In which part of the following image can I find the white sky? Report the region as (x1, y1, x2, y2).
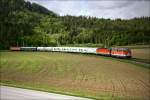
(27, 0, 150, 19)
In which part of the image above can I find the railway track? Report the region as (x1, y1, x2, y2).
(128, 58, 150, 68)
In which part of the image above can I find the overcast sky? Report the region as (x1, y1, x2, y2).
(27, 0, 150, 19)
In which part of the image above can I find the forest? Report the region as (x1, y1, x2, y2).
(0, 0, 150, 49)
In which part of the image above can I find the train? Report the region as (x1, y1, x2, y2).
(10, 47, 132, 58)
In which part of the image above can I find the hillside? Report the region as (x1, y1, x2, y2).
(0, 0, 150, 49)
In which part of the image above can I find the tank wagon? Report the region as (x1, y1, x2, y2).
(10, 47, 132, 58)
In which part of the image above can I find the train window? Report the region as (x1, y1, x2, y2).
(108, 48, 111, 50)
(79, 49, 82, 51)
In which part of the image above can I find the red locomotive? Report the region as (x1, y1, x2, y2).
(111, 47, 131, 58)
(96, 48, 111, 56)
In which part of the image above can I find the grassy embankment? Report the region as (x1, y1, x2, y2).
(0, 47, 150, 99)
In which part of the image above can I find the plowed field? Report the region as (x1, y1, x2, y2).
(0, 52, 150, 99)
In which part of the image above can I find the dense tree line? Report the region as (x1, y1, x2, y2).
(0, 0, 150, 49)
